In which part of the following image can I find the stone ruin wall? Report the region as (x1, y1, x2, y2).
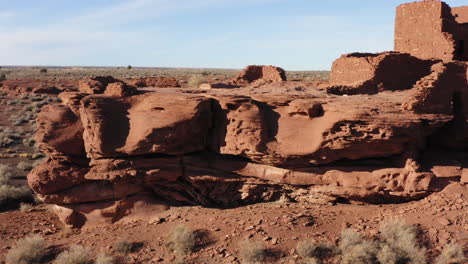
(395, 1, 468, 61)
(452, 6, 468, 23)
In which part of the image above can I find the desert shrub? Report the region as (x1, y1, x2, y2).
(33, 194, 44, 204)
(377, 219, 426, 264)
(127, 65, 132, 70)
(187, 74, 204, 88)
(17, 161, 33, 171)
(296, 239, 335, 263)
(0, 184, 31, 205)
(20, 202, 33, 212)
(0, 164, 32, 205)
(94, 252, 115, 264)
(339, 229, 379, 264)
(165, 224, 195, 256)
(0, 164, 15, 184)
(33, 158, 46, 167)
(53, 245, 92, 264)
(113, 238, 134, 254)
(0, 73, 6, 81)
(5, 235, 47, 264)
(39, 68, 47, 73)
(31, 152, 45, 160)
(23, 137, 36, 147)
(0, 132, 17, 147)
(239, 240, 266, 264)
(435, 243, 466, 264)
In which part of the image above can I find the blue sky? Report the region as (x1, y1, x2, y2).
(0, 0, 465, 70)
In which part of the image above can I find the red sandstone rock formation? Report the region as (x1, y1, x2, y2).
(232, 65, 286, 86)
(78, 76, 137, 97)
(28, 82, 465, 226)
(127, 77, 180, 88)
(26, 1, 468, 227)
(327, 52, 434, 95)
(104, 82, 137, 97)
(78, 76, 120, 94)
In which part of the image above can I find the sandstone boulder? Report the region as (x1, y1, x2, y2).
(79, 93, 213, 158)
(327, 52, 434, 95)
(232, 65, 286, 86)
(104, 82, 137, 97)
(28, 158, 88, 195)
(36, 104, 85, 157)
(78, 76, 121, 94)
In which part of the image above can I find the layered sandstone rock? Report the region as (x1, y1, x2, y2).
(328, 52, 434, 95)
(232, 65, 286, 86)
(29, 81, 465, 226)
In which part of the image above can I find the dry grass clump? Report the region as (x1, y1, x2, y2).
(17, 161, 33, 171)
(6, 235, 47, 264)
(435, 243, 466, 264)
(0, 164, 15, 184)
(296, 239, 335, 263)
(0, 184, 31, 204)
(0, 164, 32, 207)
(19, 202, 33, 212)
(337, 220, 428, 264)
(187, 74, 205, 88)
(165, 224, 195, 256)
(94, 252, 115, 264)
(377, 219, 426, 264)
(239, 240, 266, 264)
(339, 229, 379, 264)
(113, 238, 134, 254)
(53, 245, 92, 264)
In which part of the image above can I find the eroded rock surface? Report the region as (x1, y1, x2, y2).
(232, 65, 286, 87)
(328, 52, 434, 95)
(27, 1, 468, 226)
(29, 70, 466, 226)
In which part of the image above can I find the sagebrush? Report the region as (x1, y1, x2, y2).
(6, 235, 47, 264)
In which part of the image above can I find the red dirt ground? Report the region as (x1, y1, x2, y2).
(0, 182, 466, 263)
